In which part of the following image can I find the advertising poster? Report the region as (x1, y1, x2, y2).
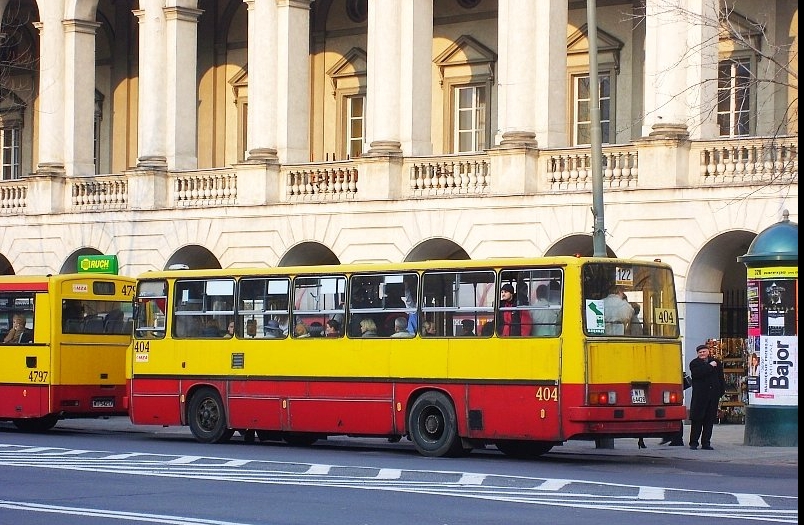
(748, 335, 798, 406)
(745, 267, 798, 407)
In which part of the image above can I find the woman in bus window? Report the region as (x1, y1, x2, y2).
(360, 318, 378, 337)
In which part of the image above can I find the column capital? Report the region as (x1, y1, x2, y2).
(163, 6, 204, 22)
(62, 19, 101, 34)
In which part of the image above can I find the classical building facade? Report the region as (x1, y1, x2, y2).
(0, 0, 798, 359)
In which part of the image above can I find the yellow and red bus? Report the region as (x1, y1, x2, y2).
(127, 256, 685, 457)
(0, 273, 135, 431)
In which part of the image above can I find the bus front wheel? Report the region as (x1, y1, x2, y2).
(407, 391, 462, 457)
(188, 387, 233, 444)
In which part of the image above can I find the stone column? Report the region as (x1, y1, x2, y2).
(63, 19, 100, 177)
(643, 0, 718, 139)
(134, 2, 168, 169)
(164, 6, 202, 170)
(398, 0, 433, 156)
(33, 8, 66, 175)
(366, 0, 402, 156)
(244, 0, 279, 163)
(496, 0, 566, 148)
(276, 0, 311, 163)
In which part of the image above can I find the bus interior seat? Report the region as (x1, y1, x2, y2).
(82, 316, 106, 334)
(64, 319, 83, 333)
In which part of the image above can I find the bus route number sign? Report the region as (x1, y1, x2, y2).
(654, 308, 677, 325)
(134, 341, 150, 362)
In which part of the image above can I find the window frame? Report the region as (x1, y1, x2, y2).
(570, 70, 614, 146)
(717, 57, 753, 137)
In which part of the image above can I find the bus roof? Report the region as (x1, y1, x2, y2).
(135, 256, 673, 280)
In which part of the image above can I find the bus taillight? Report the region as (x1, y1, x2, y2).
(588, 391, 617, 405)
(663, 391, 681, 404)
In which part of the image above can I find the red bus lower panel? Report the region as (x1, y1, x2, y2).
(0, 384, 49, 419)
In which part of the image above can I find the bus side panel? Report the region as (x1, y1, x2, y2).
(289, 381, 395, 434)
(0, 345, 53, 419)
(464, 384, 562, 440)
(228, 380, 288, 430)
(0, 384, 50, 419)
(129, 378, 183, 426)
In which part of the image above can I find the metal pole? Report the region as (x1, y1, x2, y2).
(588, 0, 606, 258)
(588, 0, 614, 450)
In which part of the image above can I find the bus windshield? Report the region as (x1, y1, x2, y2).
(582, 262, 678, 338)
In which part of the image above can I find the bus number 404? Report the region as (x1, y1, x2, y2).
(535, 386, 558, 401)
(28, 371, 48, 383)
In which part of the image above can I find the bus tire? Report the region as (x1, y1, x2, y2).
(407, 391, 462, 457)
(188, 387, 233, 444)
(495, 440, 553, 459)
(13, 414, 59, 432)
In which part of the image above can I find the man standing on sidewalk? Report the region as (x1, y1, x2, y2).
(688, 343, 726, 450)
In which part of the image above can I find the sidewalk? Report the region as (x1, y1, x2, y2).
(554, 423, 798, 466)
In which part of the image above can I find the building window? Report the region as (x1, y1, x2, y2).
(346, 95, 365, 159)
(453, 85, 486, 153)
(1, 126, 20, 181)
(718, 59, 751, 137)
(572, 73, 611, 146)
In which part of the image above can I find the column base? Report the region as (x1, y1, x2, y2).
(743, 405, 798, 446)
(648, 123, 689, 139)
(137, 156, 168, 170)
(33, 163, 66, 177)
(366, 140, 402, 157)
(246, 148, 279, 163)
(499, 131, 538, 148)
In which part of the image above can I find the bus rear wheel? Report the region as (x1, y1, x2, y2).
(407, 391, 462, 457)
(13, 414, 59, 432)
(495, 440, 553, 459)
(188, 387, 233, 444)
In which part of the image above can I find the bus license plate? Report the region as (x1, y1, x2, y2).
(92, 398, 115, 408)
(631, 389, 646, 404)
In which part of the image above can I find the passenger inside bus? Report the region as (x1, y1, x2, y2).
(2, 314, 33, 344)
(531, 284, 559, 336)
(460, 319, 476, 336)
(360, 318, 378, 337)
(390, 316, 413, 337)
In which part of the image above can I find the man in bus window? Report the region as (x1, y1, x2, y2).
(3, 314, 32, 344)
(498, 284, 531, 336)
(603, 285, 634, 335)
(531, 284, 559, 336)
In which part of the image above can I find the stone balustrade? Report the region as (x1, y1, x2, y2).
(0, 135, 796, 213)
(70, 176, 128, 209)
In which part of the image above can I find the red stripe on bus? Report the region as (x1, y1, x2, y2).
(0, 282, 49, 292)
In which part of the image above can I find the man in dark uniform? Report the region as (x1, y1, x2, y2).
(688, 343, 726, 450)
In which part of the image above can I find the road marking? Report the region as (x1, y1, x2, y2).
(0, 444, 796, 523)
(457, 473, 486, 485)
(0, 499, 257, 525)
(638, 486, 665, 499)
